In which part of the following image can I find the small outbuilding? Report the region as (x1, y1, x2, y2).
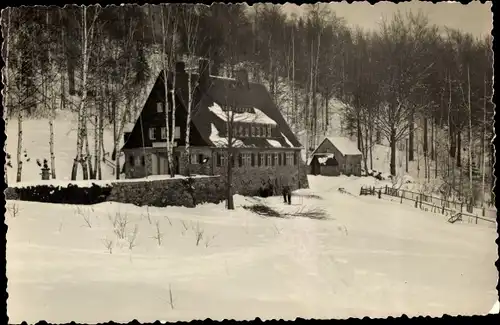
(308, 137, 362, 176)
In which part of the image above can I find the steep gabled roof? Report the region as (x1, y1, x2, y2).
(123, 69, 302, 151)
(311, 137, 362, 157)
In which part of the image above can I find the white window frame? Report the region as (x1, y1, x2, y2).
(267, 125, 272, 137)
(156, 101, 163, 113)
(274, 153, 279, 166)
(260, 153, 265, 167)
(160, 127, 167, 140)
(244, 153, 251, 166)
(174, 126, 181, 139)
(267, 153, 272, 166)
(244, 125, 249, 137)
(149, 128, 156, 140)
(219, 152, 227, 167)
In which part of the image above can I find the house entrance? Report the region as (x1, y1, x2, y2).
(310, 156, 321, 175)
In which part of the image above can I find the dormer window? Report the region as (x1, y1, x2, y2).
(156, 101, 163, 113)
(251, 125, 255, 137)
(244, 126, 249, 137)
(238, 124, 244, 137)
(256, 125, 261, 137)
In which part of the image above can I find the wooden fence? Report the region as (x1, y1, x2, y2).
(359, 185, 496, 225)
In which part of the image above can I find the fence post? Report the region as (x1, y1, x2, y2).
(475, 216, 478, 224)
(482, 207, 485, 217)
(460, 202, 463, 213)
(378, 189, 382, 199)
(415, 197, 418, 208)
(400, 195, 403, 204)
(385, 185, 388, 195)
(359, 187, 363, 196)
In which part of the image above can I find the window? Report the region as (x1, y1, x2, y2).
(232, 124, 237, 137)
(266, 154, 271, 166)
(217, 152, 227, 167)
(274, 153, 278, 166)
(261, 126, 266, 137)
(244, 126, 249, 137)
(283, 153, 287, 166)
(149, 128, 156, 140)
(156, 101, 163, 113)
(278, 153, 282, 166)
(238, 125, 244, 137)
(160, 127, 167, 140)
(238, 153, 243, 167)
(267, 125, 272, 138)
(244, 153, 251, 166)
(128, 155, 135, 166)
(199, 154, 204, 164)
(251, 153, 255, 167)
(255, 125, 261, 137)
(251, 125, 255, 137)
(293, 152, 298, 165)
(135, 155, 141, 166)
(286, 153, 293, 166)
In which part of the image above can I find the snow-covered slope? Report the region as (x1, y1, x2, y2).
(4, 110, 123, 183)
(6, 175, 497, 322)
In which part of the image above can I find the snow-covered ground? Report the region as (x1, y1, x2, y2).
(6, 175, 498, 323)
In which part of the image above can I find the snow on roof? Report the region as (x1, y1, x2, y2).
(326, 137, 362, 156)
(266, 139, 282, 148)
(281, 132, 295, 148)
(208, 102, 277, 126)
(209, 123, 244, 148)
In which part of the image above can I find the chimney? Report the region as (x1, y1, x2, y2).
(175, 61, 186, 74)
(198, 59, 210, 88)
(235, 69, 249, 89)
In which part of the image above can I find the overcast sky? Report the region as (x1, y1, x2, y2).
(281, 1, 492, 37)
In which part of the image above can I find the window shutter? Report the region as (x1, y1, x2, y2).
(238, 153, 243, 167)
(217, 153, 221, 167)
(283, 153, 287, 166)
(251, 153, 255, 166)
(278, 153, 282, 165)
(271, 154, 275, 166)
(294, 152, 298, 165)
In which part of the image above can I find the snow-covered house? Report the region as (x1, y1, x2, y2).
(121, 59, 309, 194)
(308, 137, 362, 176)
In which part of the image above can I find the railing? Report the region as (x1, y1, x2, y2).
(359, 185, 496, 225)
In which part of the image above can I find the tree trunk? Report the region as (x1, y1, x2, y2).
(409, 110, 414, 161)
(4, 8, 11, 185)
(456, 130, 462, 168)
(390, 128, 396, 176)
(226, 148, 234, 210)
(467, 65, 473, 202)
(71, 6, 92, 181)
(16, 112, 23, 182)
(184, 68, 193, 176)
(481, 75, 487, 206)
(97, 102, 104, 180)
(423, 117, 428, 179)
